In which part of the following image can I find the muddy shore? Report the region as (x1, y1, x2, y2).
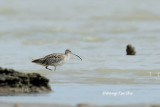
(0, 102, 159, 107)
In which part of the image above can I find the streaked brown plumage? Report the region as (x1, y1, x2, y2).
(32, 49, 82, 71)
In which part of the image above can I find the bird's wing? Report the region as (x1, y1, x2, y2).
(43, 54, 65, 65)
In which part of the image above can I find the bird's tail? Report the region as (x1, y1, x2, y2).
(32, 58, 44, 64)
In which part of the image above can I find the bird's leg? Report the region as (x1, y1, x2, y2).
(54, 66, 56, 71)
(45, 66, 52, 71)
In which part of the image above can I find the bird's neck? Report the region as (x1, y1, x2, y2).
(65, 54, 70, 60)
(66, 53, 70, 57)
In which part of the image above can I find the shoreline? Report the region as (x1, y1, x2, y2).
(0, 102, 159, 107)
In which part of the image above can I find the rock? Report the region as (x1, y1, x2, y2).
(0, 67, 51, 95)
(126, 44, 136, 55)
(77, 104, 97, 107)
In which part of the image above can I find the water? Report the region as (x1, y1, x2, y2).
(0, 0, 160, 106)
(0, 84, 160, 105)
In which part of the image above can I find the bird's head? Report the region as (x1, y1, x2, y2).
(65, 49, 82, 60)
(65, 49, 72, 54)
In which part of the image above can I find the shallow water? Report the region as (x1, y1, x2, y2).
(0, 84, 160, 106)
(0, 0, 160, 106)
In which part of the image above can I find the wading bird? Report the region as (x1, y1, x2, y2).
(32, 49, 82, 71)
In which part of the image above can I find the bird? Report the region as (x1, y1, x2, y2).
(32, 49, 82, 71)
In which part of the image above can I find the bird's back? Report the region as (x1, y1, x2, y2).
(32, 53, 67, 66)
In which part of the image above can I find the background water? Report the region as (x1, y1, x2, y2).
(0, 0, 160, 106)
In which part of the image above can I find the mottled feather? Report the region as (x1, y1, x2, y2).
(43, 53, 65, 65)
(32, 53, 65, 66)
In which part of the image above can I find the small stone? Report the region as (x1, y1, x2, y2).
(14, 104, 21, 107)
(77, 104, 97, 107)
(151, 105, 160, 107)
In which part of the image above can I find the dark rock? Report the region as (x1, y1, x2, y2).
(126, 44, 136, 55)
(0, 67, 51, 95)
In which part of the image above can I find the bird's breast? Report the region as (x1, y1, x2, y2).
(52, 54, 70, 66)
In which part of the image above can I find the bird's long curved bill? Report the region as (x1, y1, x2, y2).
(72, 53, 82, 60)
